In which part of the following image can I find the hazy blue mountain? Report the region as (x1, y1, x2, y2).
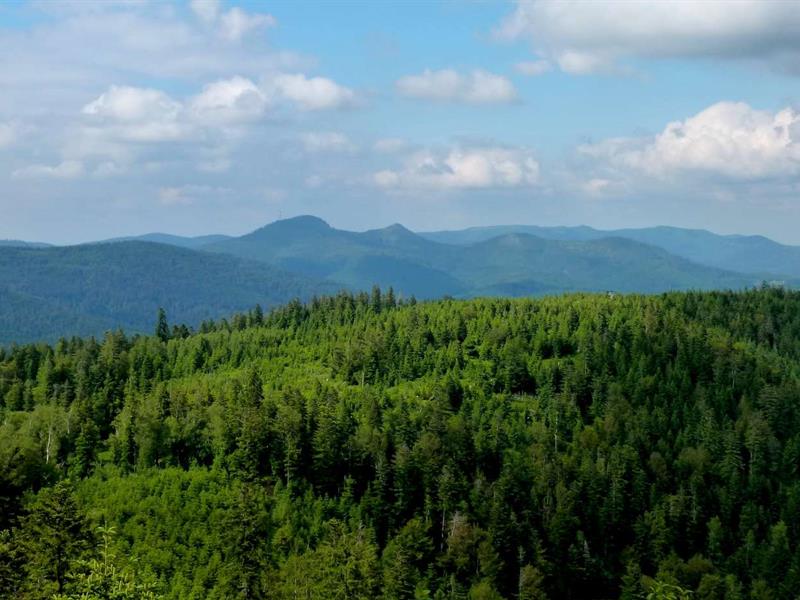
(204, 216, 461, 298)
(0, 216, 787, 345)
(612, 226, 800, 279)
(0, 239, 52, 248)
(97, 232, 233, 249)
(205, 216, 765, 298)
(420, 224, 603, 245)
(421, 224, 800, 279)
(0, 241, 336, 344)
(456, 234, 758, 294)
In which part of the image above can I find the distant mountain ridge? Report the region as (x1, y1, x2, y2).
(1, 216, 796, 345)
(95, 232, 233, 249)
(421, 224, 800, 279)
(201, 216, 769, 298)
(0, 239, 52, 248)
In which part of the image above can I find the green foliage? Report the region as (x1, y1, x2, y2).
(646, 580, 693, 600)
(14, 480, 93, 597)
(2, 289, 800, 598)
(53, 525, 162, 600)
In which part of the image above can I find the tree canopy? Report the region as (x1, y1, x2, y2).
(2, 288, 800, 598)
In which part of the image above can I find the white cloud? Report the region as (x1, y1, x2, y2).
(497, 0, 800, 75)
(580, 102, 800, 180)
(0, 1, 303, 112)
(299, 132, 356, 153)
(190, 0, 276, 41)
(13, 160, 85, 179)
(374, 146, 539, 190)
(219, 7, 276, 41)
(271, 73, 357, 110)
(396, 69, 517, 104)
(82, 85, 188, 142)
(556, 52, 614, 76)
(514, 60, 551, 76)
(83, 85, 180, 122)
(67, 71, 358, 171)
(189, 76, 268, 123)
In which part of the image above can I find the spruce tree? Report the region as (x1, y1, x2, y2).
(155, 308, 170, 343)
(17, 480, 92, 596)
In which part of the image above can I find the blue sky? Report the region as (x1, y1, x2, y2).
(2, 0, 800, 244)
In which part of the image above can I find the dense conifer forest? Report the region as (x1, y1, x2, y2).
(2, 287, 800, 599)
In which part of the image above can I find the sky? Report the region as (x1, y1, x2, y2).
(2, 1, 800, 244)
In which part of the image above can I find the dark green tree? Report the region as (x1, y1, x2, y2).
(155, 308, 170, 343)
(17, 480, 92, 597)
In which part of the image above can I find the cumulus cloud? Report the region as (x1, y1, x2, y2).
(189, 76, 268, 124)
(71, 71, 357, 169)
(396, 69, 517, 104)
(580, 102, 800, 180)
(497, 0, 800, 75)
(271, 74, 358, 110)
(82, 85, 187, 142)
(82, 86, 180, 122)
(374, 146, 539, 189)
(299, 132, 356, 153)
(0, 0, 302, 114)
(13, 161, 85, 180)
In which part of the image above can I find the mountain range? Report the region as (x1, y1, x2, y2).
(421, 224, 800, 279)
(0, 216, 796, 344)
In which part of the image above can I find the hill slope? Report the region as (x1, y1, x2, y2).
(0, 241, 335, 344)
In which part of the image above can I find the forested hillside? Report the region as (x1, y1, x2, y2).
(2, 288, 800, 599)
(0, 242, 335, 344)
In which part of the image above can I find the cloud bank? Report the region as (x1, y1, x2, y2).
(497, 0, 800, 74)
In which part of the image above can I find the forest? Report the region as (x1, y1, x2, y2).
(2, 287, 800, 599)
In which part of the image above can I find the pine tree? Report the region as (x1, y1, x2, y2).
(155, 308, 170, 343)
(17, 480, 92, 596)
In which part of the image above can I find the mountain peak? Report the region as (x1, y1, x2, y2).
(383, 223, 414, 236)
(360, 222, 430, 247)
(246, 215, 332, 239)
(274, 215, 331, 229)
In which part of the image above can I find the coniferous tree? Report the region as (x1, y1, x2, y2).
(17, 480, 92, 596)
(155, 308, 170, 343)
